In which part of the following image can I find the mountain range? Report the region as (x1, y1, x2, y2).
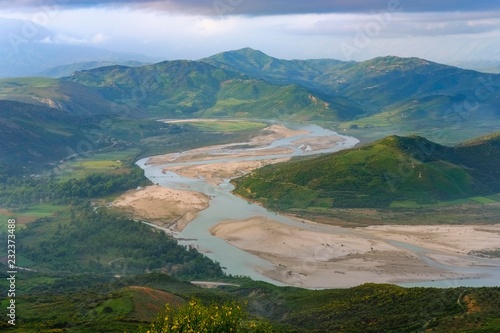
(1, 47, 500, 175)
(2, 47, 500, 122)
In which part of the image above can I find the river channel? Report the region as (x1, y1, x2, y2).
(137, 123, 500, 288)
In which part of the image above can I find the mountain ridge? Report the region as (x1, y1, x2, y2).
(232, 132, 500, 209)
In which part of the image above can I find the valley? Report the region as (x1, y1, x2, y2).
(130, 120, 500, 289)
(1, 47, 500, 331)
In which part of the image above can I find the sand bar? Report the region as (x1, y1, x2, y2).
(210, 217, 500, 288)
(112, 185, 209, 231)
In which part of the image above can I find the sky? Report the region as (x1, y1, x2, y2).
(1, 0, 500, 64)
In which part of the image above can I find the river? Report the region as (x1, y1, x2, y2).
(137, 122, 500, 289)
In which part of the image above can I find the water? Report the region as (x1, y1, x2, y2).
(137, 123, 500, 288)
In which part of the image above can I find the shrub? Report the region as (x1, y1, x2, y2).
(136, 300, 274, 333)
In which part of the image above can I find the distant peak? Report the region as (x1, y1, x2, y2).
(210, 47, 272, 60)
(457, 132, 500, 147)
(232, 47, 265, 54)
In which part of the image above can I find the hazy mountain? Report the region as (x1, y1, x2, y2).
(451, 60, 500, 74)
(37, 60, 150, 78)
(0, 17, 154, 77)
(233, 133, 500, 209)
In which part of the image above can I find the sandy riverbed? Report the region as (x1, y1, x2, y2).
(129, 122, 500, 288)
(146, 124, 307, 166)
(210, 217, 500, 288)
(165, 158, 290, 186)
(112, 185, 209, 231)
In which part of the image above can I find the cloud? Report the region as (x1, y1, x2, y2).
(1, 0, 500, 16)
(39, 33, 109, 45)
(284, 11, 500, 38)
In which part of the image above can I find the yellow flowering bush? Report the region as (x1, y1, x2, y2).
(137, 300, 274, 333)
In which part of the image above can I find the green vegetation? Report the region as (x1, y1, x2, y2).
(184, 120, 267, 132)
(3, 48, 500, 149)
(2, 273, 500, 332)
(2, 48, 500, 332)
(233, 133, 500, 212)
(137, 300, 273, 333)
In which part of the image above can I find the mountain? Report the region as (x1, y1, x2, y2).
(1, 48, 500, 144)
(232, 133, 500, 209)
(1, 47, 499, 124)
(37, 60, 150, 78)
(202, 47, 351, 92)
(0, 17, 154, 77)
(451, 60, 500, 74)
(203, 48, 500, 124)
(66, 60, 358, 120)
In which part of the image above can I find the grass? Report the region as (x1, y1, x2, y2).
(470, 196, 499, 204)
(391, 194, 500, 209)
(0, 205, 65, 230)
(184, 120, 267, 132)
(57, 149, 141, 180)
(213, 98, 255, 107)
(20, 204, 67, 217)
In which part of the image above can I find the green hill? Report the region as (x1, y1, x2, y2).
(233, 133, 500, 209)
(203, 48, 500, 128)
(1, 48, 500, 127)
(65, 59, 355, 120)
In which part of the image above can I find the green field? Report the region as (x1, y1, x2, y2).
(470, 196, 500, 204)
(184, 120, 267, 132)
(391, 194, 500, 208)
(58, 149, 141, 180)
(0, 204, 66, 230)
(19, 204, 66, 217)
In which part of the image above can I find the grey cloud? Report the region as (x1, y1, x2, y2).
(2, 0, 500, 16)
(284, 11, 500, 38)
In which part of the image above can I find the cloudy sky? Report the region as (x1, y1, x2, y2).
(1, 0, 500, 64)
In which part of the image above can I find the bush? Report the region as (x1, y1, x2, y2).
(136, 300, 274, 333)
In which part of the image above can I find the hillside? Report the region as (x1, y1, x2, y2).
(4, 272, 500, 333)
(0, 100, 105, 174)
(0, 77, 113, 115)
(233, 133, 500, 209)
(203, 48, 500, 128)
(0, 48, 499, 128)
(2, 49, 500, 176)
(66, 60, 353, 120)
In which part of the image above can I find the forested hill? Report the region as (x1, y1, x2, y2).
(232, 132, 500, 209)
